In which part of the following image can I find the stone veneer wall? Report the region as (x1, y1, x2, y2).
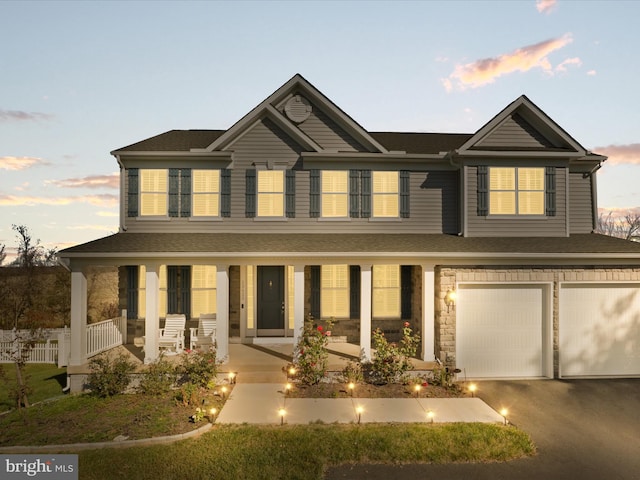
(435, 266, 640, 377)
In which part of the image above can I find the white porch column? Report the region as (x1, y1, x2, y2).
(216, 264, 229, 362)
(69, 270, 87, 367)
(293, 264, 305, 346)
(421, 263, 436, 361)
(360, 264, 372, 361)
(144, 264, 160, 364)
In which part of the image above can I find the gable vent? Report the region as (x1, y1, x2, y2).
(284, 95, 312, 123)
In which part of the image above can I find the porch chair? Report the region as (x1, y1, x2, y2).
(158, 314, 186, 353)
(189, 313, 217, 350)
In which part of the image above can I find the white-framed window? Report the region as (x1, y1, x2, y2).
(192, 170, 220, 217)
(372, 171, 399, 218)
(140, 169, 168, 216)
(321, 265, 349, 318)
(191, 265, 217, 318)
(257, 170, 284, 217)
(489, 167, 544, 215)
(372, 265, 400, 318)
(321, 171, 348, 217)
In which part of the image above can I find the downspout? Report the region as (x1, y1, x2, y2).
(582, 157, 605, 232)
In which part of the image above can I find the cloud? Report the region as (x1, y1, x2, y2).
(555, 57, 582, 72)
(0, 156, 50, 171)
(46, 173, 119, 189)
(96, 211, 118, 217)
(442, 33, 574, 91)
(587, 70, 597, 76)
(536, 0, 557, 14)
(0, 109, 53, 122)
(66, 224, 117, 232)
(0, 194, 118, 207)
(594, 143, 640, 165)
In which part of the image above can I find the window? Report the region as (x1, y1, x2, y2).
(372, 265, 400, 318)
(191, 265, 217, 319)
(321, 171, 348, 217)
(257, 170, 284, 217)
(489, 167, 544, 215)
(321, 265, 349, 318)
(372, 171, 399, 217)
(140, 169, 167, 216)
(192, 170, 220, 217)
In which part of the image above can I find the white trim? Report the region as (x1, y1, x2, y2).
(360, 264, 372, 361)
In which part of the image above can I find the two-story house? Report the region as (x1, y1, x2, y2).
(59, 74, 640, 391)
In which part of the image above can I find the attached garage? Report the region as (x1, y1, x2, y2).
(456, 284, 552, 378)
(559, 283, 640, 377)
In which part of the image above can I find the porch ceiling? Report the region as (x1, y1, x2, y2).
(58, 232, 640, 264)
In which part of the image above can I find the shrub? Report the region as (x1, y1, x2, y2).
(429, 364, 460, 388)
(137, 357, 177, 395)
(179, 348, 219, 388)
(175, 381, 203, 407)
(338, 360, 364, 384)
(87, 352, 136, 397)
(367, 322, 420, 385)
(292, 317, 334, 385)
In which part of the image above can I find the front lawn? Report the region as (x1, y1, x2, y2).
(0, 363, 66, 411)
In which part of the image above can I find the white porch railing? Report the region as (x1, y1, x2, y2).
(85, 314, 127, 359)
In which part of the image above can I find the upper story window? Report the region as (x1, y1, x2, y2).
(192, 170, 220, 217)
(372, 171, 399, 218)
(140, 169, 167, 216)
(321, 264, 349, 318)
(257, 170, 284, 217)
(489, 167, 544, 215)
(322, 171, 348, 217)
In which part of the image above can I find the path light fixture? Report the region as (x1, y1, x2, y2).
(285, 383, 292, 395)
(414, 384, 422, 397)
(348, 382, 355, 396)
(356, 406, 363, 424)
(221, 386, 228, 400)
(500, 408, 508, 425)
(444, 289, 457, 313)
(468, 383, 477, 397)
(279, 408, 286, 426)
(228, 372, 236, 384)
(208, 407, 217, 422)
(288, 366, 297, 378)
(426, 410, 434, 424)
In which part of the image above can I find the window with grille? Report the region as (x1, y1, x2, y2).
(140, 169, 167, 216)
(489, 167, 544, 215)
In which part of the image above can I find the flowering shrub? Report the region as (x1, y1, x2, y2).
(367, 322, 420, 384)
(292, 317, 334, 385)
(179, 348, 220, 388)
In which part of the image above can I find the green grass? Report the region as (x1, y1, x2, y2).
(75, 424, 535, 480)
(0, 363, 66, 411)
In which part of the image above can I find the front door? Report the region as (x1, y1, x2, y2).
(257, 266, 285, 336)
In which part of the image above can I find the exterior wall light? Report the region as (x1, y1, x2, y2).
(444, 289, 457, 313)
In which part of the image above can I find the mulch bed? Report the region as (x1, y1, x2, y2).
(287, 382, 466, 399)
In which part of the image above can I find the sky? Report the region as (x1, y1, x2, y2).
(1, 0, 639, 261)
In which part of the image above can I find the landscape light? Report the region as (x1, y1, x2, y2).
(469, 383, 477, 397)
(279, 408, 286, 425)
(228, 372, 236, 384)
(209, 407, 217, 422)
(500, 408, 508, 425)
(427, 410, 434, 423)
(348, 382, 355, 396)
(356, 406, 364, 424)
(221, 386, 228, 399)
(414, 384, 421, 397)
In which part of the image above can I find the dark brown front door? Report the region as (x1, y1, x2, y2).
(257, 266, 285, 336)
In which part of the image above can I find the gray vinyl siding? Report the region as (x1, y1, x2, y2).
(475, 114, 554, 149)
(294, 103, 366, 152)
(569, 172, 594, 234)
(465, 165, 568, 237)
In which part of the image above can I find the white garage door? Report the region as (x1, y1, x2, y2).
(560, 283, 640, 377)
(457, 284, 547, 378)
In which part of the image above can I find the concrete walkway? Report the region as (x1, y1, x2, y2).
(216, 384, 504, 425)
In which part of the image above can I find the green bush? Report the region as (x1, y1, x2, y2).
(338, 360, 364, 384)
(175, 381, 203, 407)
(86, 352, 136, 397)
(367, 322, 420, 384)
(293, 317, 334, 385)
(179, 349, 219, 388)
(137, 357, 177, 395)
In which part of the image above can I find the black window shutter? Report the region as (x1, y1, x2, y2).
(180, 169, 191, 217)
(400, 170, 410, 218)
(286, 170, 296, 218)
(309, 170, 320, 218)
(349, 170, 360, 218)
(361, 170, 371, 218)
(126, 266, 138, 319)
(310, 266, 321, 319)
(401, 265, 412, 319)
(181, 266, 191, 318)
(127, 168, 139, 217)
(168, 168, 180, 217)
(477, 166, 488, 216)
(349, 265, 361, 319)
(221, 169, 231, 217)
(545, 166, 556, 216)
(167, 266, 178, 314)
(245, 170, 256, 218)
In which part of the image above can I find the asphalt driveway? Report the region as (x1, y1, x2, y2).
(325, 379, 640, 480)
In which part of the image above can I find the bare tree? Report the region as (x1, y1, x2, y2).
(597, 211, 640, 241)
(0, 244, 6, 266)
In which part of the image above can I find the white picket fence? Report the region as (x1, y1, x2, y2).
(0, 312, 126, 367)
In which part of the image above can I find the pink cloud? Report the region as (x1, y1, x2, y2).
(594, 143, 640, 165)
(0, 109, 53, 122)
(0, 156, 50, 171)
(555, 57, 582, 72)
(46, 173, 119, 189)
(442, 34, 574, 91)
(0, 194, 118, 207)
(587, 70, 597, 76)
(536, 0, 557, 14)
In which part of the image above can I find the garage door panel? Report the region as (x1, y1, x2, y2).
(560, 284, 640, 377)
(457, 285, 544, 378)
